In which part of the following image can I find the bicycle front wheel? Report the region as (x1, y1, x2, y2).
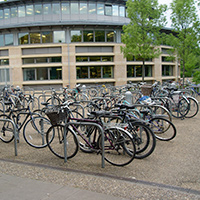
(98, 127, 135, 167)
(149, 117, 176, 141)
(46, 124, 79, 159)
(23, 116, 52, 148)
(185, 97, 199, 118)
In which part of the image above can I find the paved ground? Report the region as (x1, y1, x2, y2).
(0, 109, 200, 199)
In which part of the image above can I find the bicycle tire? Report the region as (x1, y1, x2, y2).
(129, 121, 156, 159)
(23, 116, 52, 148)
(0, 114, 14, 143)
(149, 117, 177, 141)
(185, 97, 199, 118)
(46, 97, 61, 105)
(46, 124, 79, 159)
(97, 127, 136, 167)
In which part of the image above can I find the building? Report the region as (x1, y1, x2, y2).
(0, 0, 180, 90)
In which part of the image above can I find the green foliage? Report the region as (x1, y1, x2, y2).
(121, 0, 167, 81)
(192, 70, 200, 84)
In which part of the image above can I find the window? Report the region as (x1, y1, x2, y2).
(71, 3, 79, 14)
(0, 35, 3, 46)
(42, 31, 53, 43)
(0, 10, 3, 20)
(103, 66, 113, 78)
(49, 57, 62, 63)
(18, 6, 25, 17)
(145, 65, 152, 77)
(107, 31, 115, 42)
(76, 56, 113, 62)
(83, 30, 93, 42)
(95, 31, 105, 42)
(97, 3, 104, 15)
(0, 69, 10, 82)
(23, 68, 35, 81)
(35, 4, 42, 15)
(90, 66, 101, 78)
(162, 65, 173, 76)
(76, 56, 88, 62)
(102, 56, 113, 62)
(89, 3, 96, 14)
(4, 8, 10, 19)
(162, 56, 174, 62)
(11, 7, 18, 18)
(36, 57, 48, 63)
(62, 2, 70, 14)
(127, 65, 152, 77)
(105, 5, 112, 16)
(37, 68, 48, 80)
(90, 56, 101, 62)
(23, 58, 34, 64)
(30, 32, 41, 44)
(135, 66, 142, 77)
(113, 5, 119, 16)
(26, 5, 33, 16)
(119, 6, 125, 17)
(71, 30, 82, 42)
(52, 3, 60, 15)
(19, 33, 29, 45)
(76, 66, 88, 79)
(80, 3, 87, 14)
(5, 34, 13, 46)
(43, 4, 51, 15)
(50, 67, 62, 80)
(53, 31, 65, 43)
(0, 59, 9, 65)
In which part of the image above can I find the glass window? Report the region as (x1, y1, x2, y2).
(95, 31, 105, 42)
(113, 5, 118, 16)
(19, 32, 29, 45)
(26, 5, 33, 16)
(37, 68, 48, 80)
(23, 68, 35, 81)
(135, 66, 142, 77)
(103, 66, 113, 78)
(89, 3, 96, 14)
(43, 4, 51, 15)
(35, 4, 42, 15)
(127, 65, 134, 77)
(11, 7, 18, 18)
(52, 3, 60, 15)
(36, 57, 48, 63)
(30, 32, 41, 44)
(4, 8, 10, 19)
(83, 30, 93, 42)
(162, 65, 173, 76)
(0, 59, 9, 65)
(53, 31, 65, 43)
(50, 67, 62, 80)
(5, 34, 13, 46)
(76, 66, 88, 79)
(105, 5, 112, 16)
(90, 66, 101, 78)
(49, 57, 62, 63)
(18, 6, 25, 17)
(89, 56, 101, 62)
(23, 58, 34, 64)
(97, 3, 104, 15)
(71, 30, 82, 42)
(0, 10, 3, 20)
(0, 35, 4, 46)
(62, 2, 70, 14)
(0, 69, 10, 82)
(80, 3, 87, 14)
(102, 56, 113, 62)
(107, 31, 115, 42)
(71, 3, 79, 14)
(42, 31, 53, 43)
(145, 65, 152, 77)
(162, 56, 174, 62)
(76, 56, 88, 62)
(119, 6, 125, 17)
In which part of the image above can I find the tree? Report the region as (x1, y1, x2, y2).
(121, 0, 167, 82)
(168, 0, 200, 87)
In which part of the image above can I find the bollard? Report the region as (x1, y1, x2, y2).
(125, 91, 133, 104)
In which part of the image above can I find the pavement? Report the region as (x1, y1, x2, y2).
(0, 107, 200, 199)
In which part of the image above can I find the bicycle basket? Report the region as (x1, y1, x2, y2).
(45, 106, 66, 125)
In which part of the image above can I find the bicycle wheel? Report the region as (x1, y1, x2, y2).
(46, 97, 61, 105)
(46, 124, 79, 159)
(98, 127, 136, 167)
(171, 98, 189, 118)
(185, 97, 199, 118)
(23, 116, 52, 148)
(129, 121, 156, 159)
(149, 117, 176, 141)
(0, 114, 14, 143)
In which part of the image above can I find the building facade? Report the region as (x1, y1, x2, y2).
(0, 0, 180, 90)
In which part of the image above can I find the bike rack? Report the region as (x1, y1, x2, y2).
(0, 118, 18, 156)
(64, 122, 105, 168)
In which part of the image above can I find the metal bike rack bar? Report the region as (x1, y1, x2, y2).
(0, 118, 18, 156)
(64, 122, 105, 168)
